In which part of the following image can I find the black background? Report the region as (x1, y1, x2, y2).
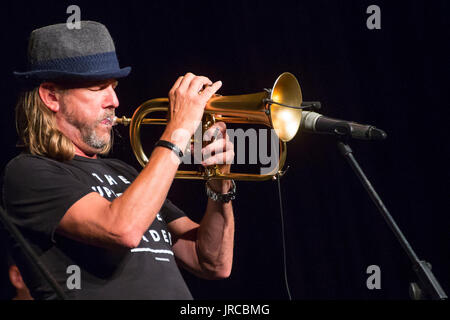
(0, 0, 448, 300)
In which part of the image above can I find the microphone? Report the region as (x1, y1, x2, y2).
(300, 111, 387, 141)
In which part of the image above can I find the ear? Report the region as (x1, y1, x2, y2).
(9, 265, 26, 290)
(39, 82, 62, 112)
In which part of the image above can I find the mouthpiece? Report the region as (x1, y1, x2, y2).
(113, 116, 131, 126)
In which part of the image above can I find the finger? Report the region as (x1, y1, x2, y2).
(188, 76, 213, 94)
(202, 149, 235, 166)
(168, 76, 185, 118)
(202, 138, 228, 157)
(177, 72, 196, 92)
(200, 80, 222, 101)
(169, 76, 184, 97)
(203, 122, 226, 142)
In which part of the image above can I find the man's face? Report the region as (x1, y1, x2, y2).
(55, 79, 119, 156)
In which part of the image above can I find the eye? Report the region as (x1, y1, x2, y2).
(87, 86, 104, 92)
(88, 80, 118, 91)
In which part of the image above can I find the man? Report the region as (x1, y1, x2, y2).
(0, 229, 33, 300)
(1, 253, 33, 300)
(3, 21, 235, 299)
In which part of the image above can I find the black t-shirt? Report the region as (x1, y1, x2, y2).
(2, 153, 193, 300)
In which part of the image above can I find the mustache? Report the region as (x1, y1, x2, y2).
(98, 110, 116, 123)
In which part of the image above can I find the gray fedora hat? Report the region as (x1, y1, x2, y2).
(14, 21, 131, 82)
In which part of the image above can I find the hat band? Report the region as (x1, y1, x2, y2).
(29, 51, 120, 74)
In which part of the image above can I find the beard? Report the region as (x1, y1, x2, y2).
(82, 123, 111, 150)
(63, 107, 114, 151)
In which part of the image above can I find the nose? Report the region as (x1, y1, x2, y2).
(103, 84, 119, 109)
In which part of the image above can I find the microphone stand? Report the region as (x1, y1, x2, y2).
(335, 130, 447, 300)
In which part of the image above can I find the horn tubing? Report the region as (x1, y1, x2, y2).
(115, 73, 300, 180)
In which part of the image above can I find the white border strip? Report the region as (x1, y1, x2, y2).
(131, 247, 174, 255)
(155, 257, 170, 262)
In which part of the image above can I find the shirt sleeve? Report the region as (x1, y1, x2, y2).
(2, 155, 94, 244)
(160, 198, 186, 224)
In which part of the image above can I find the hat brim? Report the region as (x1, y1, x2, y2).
(13, 66, 131, 82)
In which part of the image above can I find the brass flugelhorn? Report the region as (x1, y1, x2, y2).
(114, 72, 303, 181)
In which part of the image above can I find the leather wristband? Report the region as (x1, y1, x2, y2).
(154, 140, 184, 159)
(205, 180, 236, 203)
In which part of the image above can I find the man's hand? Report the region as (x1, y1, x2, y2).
(201, 121, 235, 193)
(166, 72, 222, 140)
(170, 122, 235, 280)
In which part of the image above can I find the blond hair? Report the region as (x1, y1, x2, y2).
(15, 86, 112, 161)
